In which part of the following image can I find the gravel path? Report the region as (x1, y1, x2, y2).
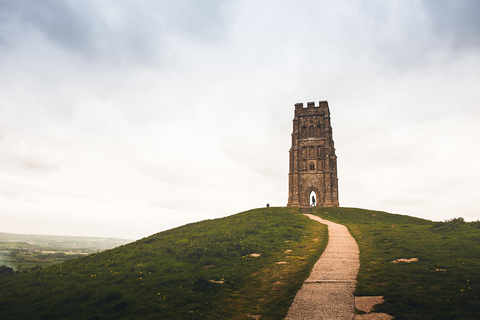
(285, 213, 360, 320)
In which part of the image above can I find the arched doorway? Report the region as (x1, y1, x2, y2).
(309, 190, 317, 207)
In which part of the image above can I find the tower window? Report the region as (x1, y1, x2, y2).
(309, 162, 315, 170)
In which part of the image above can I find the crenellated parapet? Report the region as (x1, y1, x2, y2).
(294, 101, 330, 117)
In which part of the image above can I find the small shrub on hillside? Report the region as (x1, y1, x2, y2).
(432, 217, 468, 231)
(471, 220, 480, 229)
(0, 266, 14, 277)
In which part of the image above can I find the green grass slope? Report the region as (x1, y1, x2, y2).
(0, 207, 327, 320)
(312, 207, 480, 320)
(3, 207, 479, 319)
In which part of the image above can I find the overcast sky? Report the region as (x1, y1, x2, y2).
(1, 0, 480, 239)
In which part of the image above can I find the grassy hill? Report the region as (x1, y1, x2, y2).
(1, 207, 479, 319)
(0, 207, 327, 319)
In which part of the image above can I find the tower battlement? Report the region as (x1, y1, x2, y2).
(288, 100, 339, 208)
(294, 101, 330, 116)
(294, 101, 329, 109)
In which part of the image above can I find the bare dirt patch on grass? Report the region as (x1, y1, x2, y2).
(355, 296, 393, 319)
(391, 258, 418, 263)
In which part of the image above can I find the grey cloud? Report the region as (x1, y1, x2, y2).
(156, 0, 233, 42)
(360, 3, 436, 70)
(422, 0, 480, 50)
(359, 1, 480, 71)
(0, 0, 233, 65)
(21, 1, 95, 52)
(0, 0, 95, 51)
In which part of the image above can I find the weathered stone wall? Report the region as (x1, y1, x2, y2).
(287, 101, 339, 207)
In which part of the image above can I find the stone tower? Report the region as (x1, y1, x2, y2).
(287, 101, 339, 207)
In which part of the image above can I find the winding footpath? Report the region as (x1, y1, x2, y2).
(285, 212, 360, 320)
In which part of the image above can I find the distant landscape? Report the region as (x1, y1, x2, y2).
(0, 232, 132, 271)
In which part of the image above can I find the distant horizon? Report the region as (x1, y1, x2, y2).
(2, 204, 476, 240)
(0, 230, 133, 241)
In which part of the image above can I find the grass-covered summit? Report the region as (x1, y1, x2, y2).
(0, 207, 327, 319)
(1, 207, 480, 319)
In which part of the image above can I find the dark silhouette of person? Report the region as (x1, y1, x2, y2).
(311, 195, 316, 207)
(266, 203, 270, 207)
